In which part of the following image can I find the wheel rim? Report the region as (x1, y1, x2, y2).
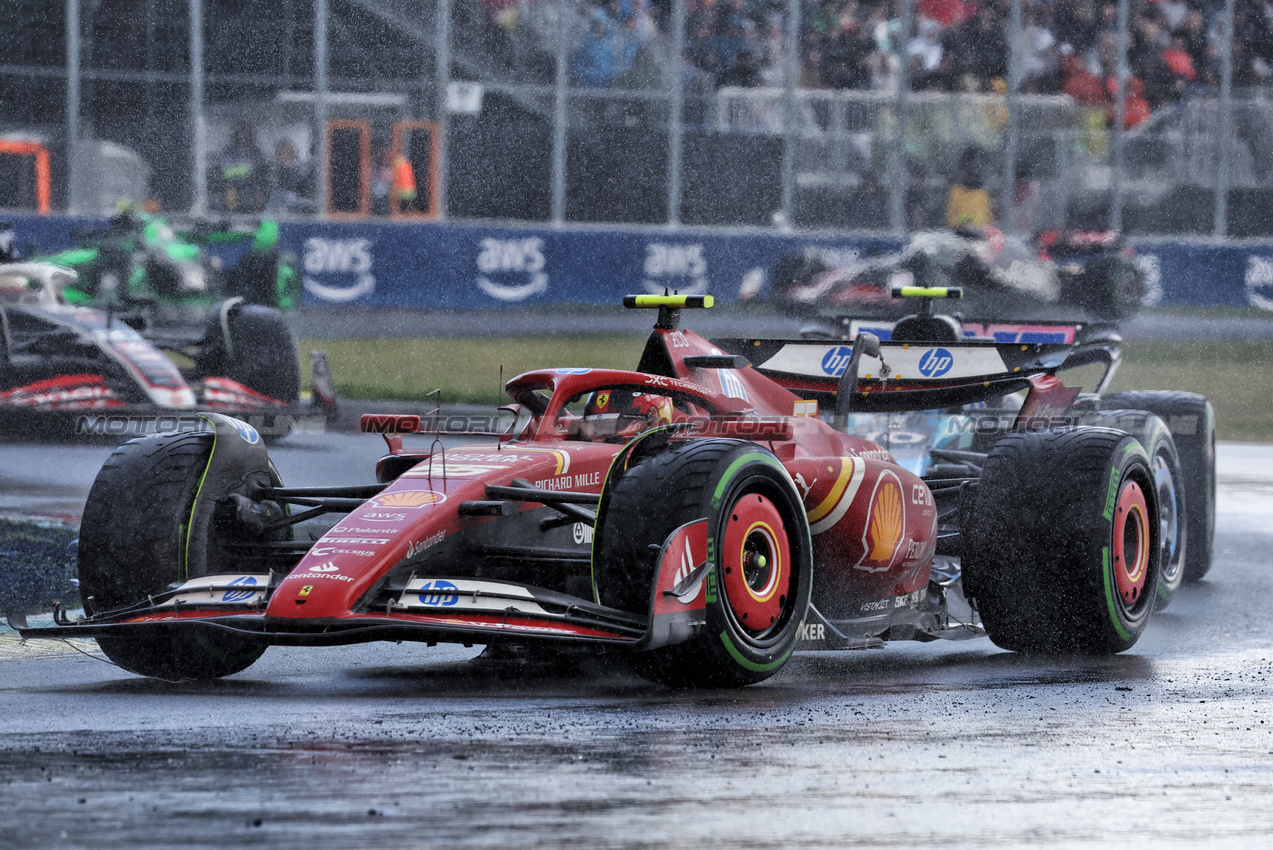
(1153, 453, 1181, 583)
(1113, 479, 1151, 607)
(721, 492, 791, 636)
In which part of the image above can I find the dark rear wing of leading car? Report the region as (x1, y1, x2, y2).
(713, 333, 1121, 414)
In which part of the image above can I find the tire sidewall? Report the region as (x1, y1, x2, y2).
(1080, 410, 1185, 606)
(1095, 438, 1160, 649)
(701, 447, 813, 674)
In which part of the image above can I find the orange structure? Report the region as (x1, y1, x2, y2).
(0, 141, 52, 215)
(324, 120, 371, 217)
(390, 120, 440, 219)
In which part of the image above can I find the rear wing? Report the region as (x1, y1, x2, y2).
(712, 336, 1078, 413)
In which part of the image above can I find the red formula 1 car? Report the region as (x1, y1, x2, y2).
(17, 295, 1194, 687)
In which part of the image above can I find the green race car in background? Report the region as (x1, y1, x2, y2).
(37, 209, 300, 316)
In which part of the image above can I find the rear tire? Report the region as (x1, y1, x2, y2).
(962, 428, 1159, 654)
(1100, 391, 1215, 582)
(78, 430, 273, 680)
(594, 440, 813, 687)
(1078, 410, 1185, 609)
(198, 300, 301, 405)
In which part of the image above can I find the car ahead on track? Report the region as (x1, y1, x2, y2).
(17, 295, 1213, 687)
(759, 226, 1144, 322)
(755, 284, 1217, 602)
(0, 261, 334, 437)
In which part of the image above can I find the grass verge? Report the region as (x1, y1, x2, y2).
(300, 335, 1273, 442)
(301, 334, 648, 407)
(1109, 339, 1273, 442)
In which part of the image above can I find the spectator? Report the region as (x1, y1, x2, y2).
(948, 5, 1009, 89)
(371, 147, 418, 216)
(572, 12, 619, 87)
(268, 140, 313, 215)
(217, 122, 266, 214)
(946, 146, 994, 228)
(1016, 6, 1059, 91)
(719, 48, 764, 87)
(1105, 74, 1151, 128)
(908, 18, 945, 78)
(821, 18, 872, 89)
(1061, 50, 1106, 105)
(1162, 34, 1198, 90)
(1055, 0, 1100, 59)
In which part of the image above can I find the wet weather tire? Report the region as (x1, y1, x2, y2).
(1078, 409, 1185, 609)
(78, 431, 271, 680)
(594, 439, 813, 687)
(962, 428, 1160, 654)
(1100, 391, 1215, 582)
(200, 300, 300, 405)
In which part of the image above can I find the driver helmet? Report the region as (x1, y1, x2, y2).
(579, 390, 675, 440)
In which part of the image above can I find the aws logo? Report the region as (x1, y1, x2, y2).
(476, 238, 548, 301)
(642, 243, 708, 295)
(855, 471, 906, 573)
(302, 238, 375, 302)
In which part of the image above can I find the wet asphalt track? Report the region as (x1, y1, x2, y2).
(0, 436, 1271, 848)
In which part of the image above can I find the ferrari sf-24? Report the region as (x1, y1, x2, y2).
(18, 294, 1214, 686)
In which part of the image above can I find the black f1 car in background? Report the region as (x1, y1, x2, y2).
(0, 260, 334, 436)
(759, 227, 1145, 322)
(17, 294, 1214, 686)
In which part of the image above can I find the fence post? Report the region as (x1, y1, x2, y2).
(778, 0, 800, 229)
(189, 0, 207, 216)
(668, 0, 686, 226)
(434, 0, 451, 222)
(888, 0, 913, 234)
(314, 0, 329, 220)
(1215, 0, 1235, 237)
(1002, 0, 1022, 233)
(1110, 0, 1129, 232)
(65, 0, 80, 215)
(551, 0, 569, 226)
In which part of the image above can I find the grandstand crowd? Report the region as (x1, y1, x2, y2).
(549, 0, 1273, 121)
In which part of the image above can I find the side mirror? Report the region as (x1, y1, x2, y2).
(855, 331, 881, 360)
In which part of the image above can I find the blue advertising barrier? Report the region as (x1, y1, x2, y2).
(282, 219, 903, 309)
(8, 213, 1273, 311)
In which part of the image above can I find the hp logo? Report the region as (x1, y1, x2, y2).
(820, 346, 855, 377)
(917, 348, 954, 378)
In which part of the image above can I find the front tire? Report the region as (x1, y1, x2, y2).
(962, 428, 1160, 654)
(594, 439, 813, 687)
(78, 430, 274, 680)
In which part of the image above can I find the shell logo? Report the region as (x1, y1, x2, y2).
(372, 490, 447, 508)
(856, 471, 906, 573)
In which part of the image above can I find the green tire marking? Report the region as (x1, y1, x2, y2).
(718, 630, 795, 673)
(1102, 466, 1121, 521)
(711, 451, 785, 509)
(588, 424, 679, 606)
(1101, 545, 1134, 643)
(184, 415, 221, 581)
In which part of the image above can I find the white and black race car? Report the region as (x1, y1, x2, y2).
(0, 261, 334, 436)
